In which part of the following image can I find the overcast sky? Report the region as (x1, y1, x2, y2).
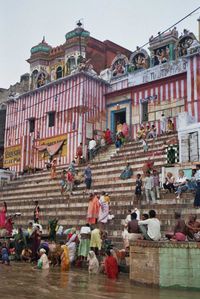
(0, 0, 199, 88)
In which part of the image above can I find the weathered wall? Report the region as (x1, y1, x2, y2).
(130, 241, 200, 289)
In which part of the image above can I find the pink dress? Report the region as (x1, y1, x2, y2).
(0, 207, 6, 228)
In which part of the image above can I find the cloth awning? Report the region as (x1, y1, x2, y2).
(36, 141, 64, 156)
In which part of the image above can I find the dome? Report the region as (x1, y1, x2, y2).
(65, 27, 90, 41)
(31, 37, 52, 54)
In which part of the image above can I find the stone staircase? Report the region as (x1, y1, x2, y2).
(0, 133, 199, 246)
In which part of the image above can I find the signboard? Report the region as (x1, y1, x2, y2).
(38, 134, 67, 160)
(3, 145, 21, 167)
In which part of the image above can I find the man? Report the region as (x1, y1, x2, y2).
(144, 171, 156, 203)
(138, 209, 161, 241)
(194, 164, 200, 208)
(84, 164, 92, 190)
(88, 138, 97, 160)
(127, 212, 141, 242)
(186, 214, 200, 240)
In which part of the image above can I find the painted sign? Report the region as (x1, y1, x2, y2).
(3, 145, 21, 167)
(38, 134, 67, 160)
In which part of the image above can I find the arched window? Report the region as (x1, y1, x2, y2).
(56, 66, 63, 79)
(37, 72, 46, 88)
(67, 56, 76, 72)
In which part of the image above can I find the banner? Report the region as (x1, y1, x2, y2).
(3, 145, 21, 167)
(38, 134, 67, 160)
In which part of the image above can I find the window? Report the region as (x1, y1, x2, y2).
(141, 101, 148, 122)
(48, 112, 55, 127)
(29, 118, 35, 133)
(56, 66, 63, 79)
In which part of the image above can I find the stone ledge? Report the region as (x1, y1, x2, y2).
(130, 239, 200, 249)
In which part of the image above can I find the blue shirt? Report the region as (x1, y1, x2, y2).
(84, 167, 92, 179)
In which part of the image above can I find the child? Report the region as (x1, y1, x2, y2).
(37, 248, 49, 270)
(134, 174, 142, 203)
(1, 243, 10, 265)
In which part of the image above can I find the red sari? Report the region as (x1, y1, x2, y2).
(0, 207, 6, 228)
(87, 196, 100, 224)
(105, 256, 118, 279)
(105, 129, 112, 144)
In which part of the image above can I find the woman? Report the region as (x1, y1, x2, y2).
(61, 245, 70, 271)
(78, 224, 91, 260)
(90, 228, 102, 255)
(51, 158, 57, 179)
(174, 170, 188, 199)
(66, 227, 77, 263)
(14, 227, 27, 260)
(120, 163, 133, 180)
(104, 249, 119, 279)
(87, 250, 99, 274)
(98, 192, 109, 228)
(104, 128, 112, 145)
(31, 226, 41, 261)
(87, 192, 100, 225)
(37, 248, 49, 270)
(163, 172, 175, 193)
(122, 123, 129, 138)
(0, 201, 7, 228)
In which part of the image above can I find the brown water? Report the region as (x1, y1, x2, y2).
(0, 263, 199, 299)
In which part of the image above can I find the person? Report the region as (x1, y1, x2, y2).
(84, 164, 92, 190)
(90, 227, 102, 255)
(66, 169, 74, 194)
(167, 212, 187, 241)
(115, 133, 122, 149)
(104, 249, 119, 279)
(166, 118, 174, 134)
(51, 158, 57, 179)
(37, 248, 49, 270)
(186, 169, 197, 191)
(142, 138, 148, 152)
(78, 224, 91, 260)
(0, 201, 7, 228)
(135, 173, 142, 203)
(61, 245, 70, 271)
(66, 227, 78, 263)
(21, 247, 32, 262)
(1, 243, 10, 265)
(60, 170, 67, 194)
(120, 163, 133, 180)
(138, 209, 161, 241)
(76, 143, 83, 164)
(122, 123, 129, 138)
(27, 221, 33, 237)
(148, 124, 157, 139)
(116, 121, 123, 134)
(160, 112, 166, 134)
(73, 170, 84, 188)
(33, 201, 40, 223)
(186, 214, 200, 241)
(153, 169, 160, 200)
(145, 125, 150, 138)
(137, 125, 145, 140)
(98, 192, 109, 228)
(31, 225, 41, 262)
(104, 193, 110, 204)
(174, 170, 188, 199)
(14, 227, 27, 260)
(87, 191, 100, 225)
(68, 160, 76, 176)
(127, 212, 141, 242)
(48, 218, 58, 242)
(88, 138, 97, 160)
(144, 171, 156, 204)
(194, 164, 200, 208)
(163, 172, 175, 193)
(87, 250, 99, 274)
(104, 128, 112, 145)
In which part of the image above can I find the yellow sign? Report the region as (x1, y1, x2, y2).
(3, 145, 21, 167)
(39, 134, 67, 160)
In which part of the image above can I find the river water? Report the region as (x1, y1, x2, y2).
(0, 263, 199, 299)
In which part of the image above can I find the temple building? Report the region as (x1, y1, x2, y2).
(3, 22, 200, 171)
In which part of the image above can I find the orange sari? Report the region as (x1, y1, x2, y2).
(87, 196, 100, 224)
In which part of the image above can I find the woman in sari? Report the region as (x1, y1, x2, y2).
(122, 123, 129, 138)
(31, 226, 41, 261)
(104, 249, 119, 279)
(104, 128, 112, 145)
(87, 192, 100, 225)
(66, 227, 78, 263)
(51, 159, 57, 179)
(0, 201, 7, 228)
(14, 227, 27, 260)
(98, 192, 109, 228)
(61, 245, 70, 271)
(87, 250, 99, 274)
(120, 163, 133, 180)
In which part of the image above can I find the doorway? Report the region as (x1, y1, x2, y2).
(111, 108, 126, 133)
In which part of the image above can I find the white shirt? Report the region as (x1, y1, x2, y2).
(144, 176, 154, 190)
(39, 254, 49, 269)
(139, 218, 161, 241)
(80, 226, 91, 234)
(176, 176, 186, 184)
(89, 140, 96, 150)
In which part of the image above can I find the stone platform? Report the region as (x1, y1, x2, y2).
(130, 240, 200, 289)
